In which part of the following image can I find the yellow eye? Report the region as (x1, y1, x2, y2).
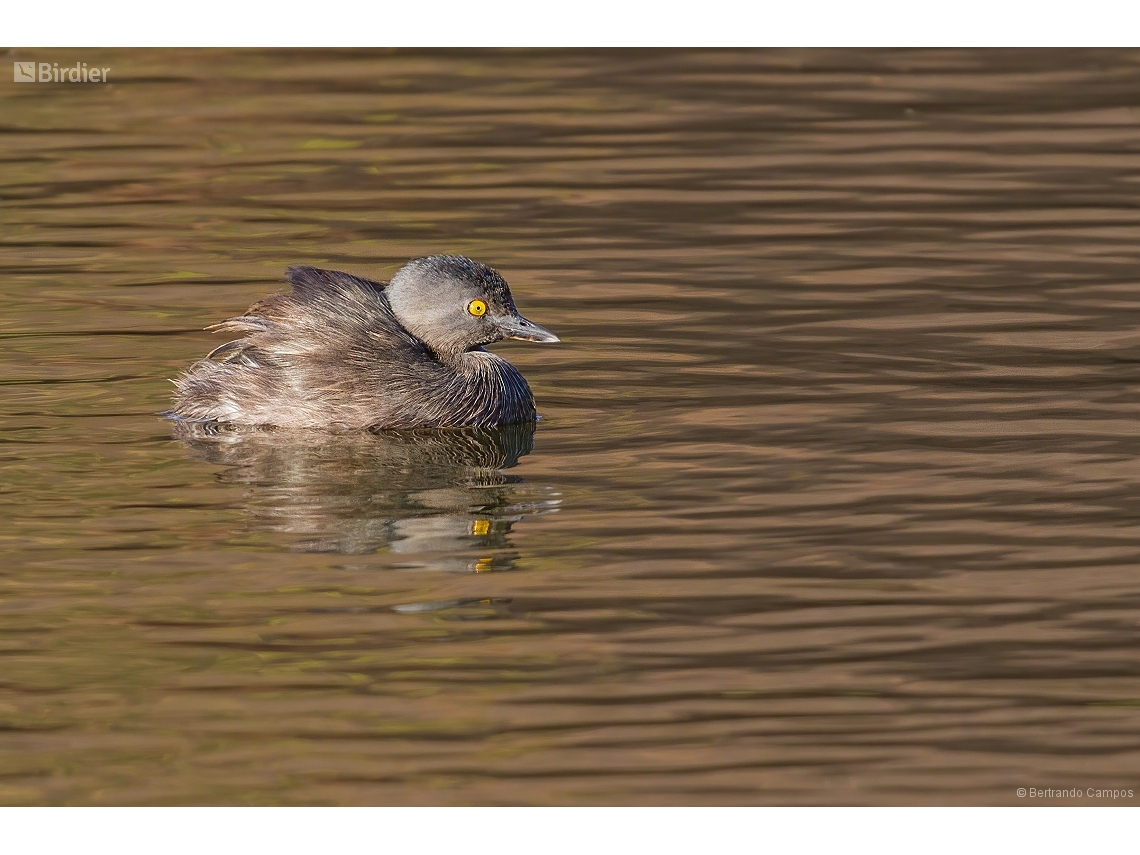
(467, 299, 487, 317)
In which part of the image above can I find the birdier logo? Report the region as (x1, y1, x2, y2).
(13, 62, 110, 83)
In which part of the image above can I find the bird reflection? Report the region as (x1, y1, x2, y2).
(170, 420, 557, 571)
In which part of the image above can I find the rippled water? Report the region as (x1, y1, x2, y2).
(3, 48, 1140, 805)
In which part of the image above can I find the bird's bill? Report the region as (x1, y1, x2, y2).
(497, 313, 560, 343)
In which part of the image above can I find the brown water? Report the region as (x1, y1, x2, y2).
(3, 48, 1140, 805)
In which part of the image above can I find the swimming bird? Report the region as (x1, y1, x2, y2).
(169, 256, 558, 429)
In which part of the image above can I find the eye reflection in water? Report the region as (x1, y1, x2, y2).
(170, 420, 558, 571)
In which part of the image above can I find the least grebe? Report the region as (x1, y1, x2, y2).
(169, 256, 558, 429)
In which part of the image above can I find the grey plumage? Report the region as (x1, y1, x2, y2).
(169, 256, 558, 429)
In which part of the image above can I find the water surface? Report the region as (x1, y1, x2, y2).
(3, 48, 1140, 805)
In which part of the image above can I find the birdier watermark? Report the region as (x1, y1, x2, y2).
(1016, 787, 1133, 800)
(13, 62, 110, 83)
